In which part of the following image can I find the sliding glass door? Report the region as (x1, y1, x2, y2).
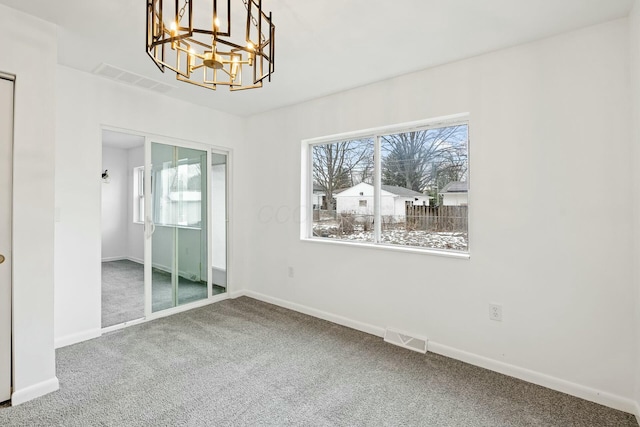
(145, 140, 211, 314)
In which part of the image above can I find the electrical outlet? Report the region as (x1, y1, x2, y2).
(288, 267, 294, 278)
(489, 304, 502, 321)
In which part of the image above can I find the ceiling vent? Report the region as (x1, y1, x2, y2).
(93, 63, 174, 94)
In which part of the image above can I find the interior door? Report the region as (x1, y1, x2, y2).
(144, 140, 211, 314)
(0, 74, 14, 402)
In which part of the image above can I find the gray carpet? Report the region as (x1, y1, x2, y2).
(2, 297, 637, 426)
(101, 260, 145, 327)
(102, 260, 225, 327)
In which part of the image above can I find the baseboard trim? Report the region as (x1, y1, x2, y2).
(243, 290, 385, 338)
(127, 256, 143, 264)
(241, 290, 636, 416)
(101, 256, 126, 262)
(11, 377, 59, 406)
(55, 328, 102, 349)
(101, 317, 146, 334)
(228, 290, 246, 299)
(426, 341, 636, 414)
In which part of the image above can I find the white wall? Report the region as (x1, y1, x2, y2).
(0, 4, 59, 403)
(55, 65, 244, 347)
(630, 0, 640, 418)
(244, 19, 636, 411)
(101, 146, 129, 260)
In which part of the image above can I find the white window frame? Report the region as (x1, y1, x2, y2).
(133, 165, 145, 224)
(300, 113, 470, 259)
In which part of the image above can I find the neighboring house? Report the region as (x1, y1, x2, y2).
(312, 184, 326, 209)
(335, 182, 430, 221)
(439, 181, 468, 206)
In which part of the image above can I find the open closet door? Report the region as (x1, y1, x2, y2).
(0, 75, 14, 402)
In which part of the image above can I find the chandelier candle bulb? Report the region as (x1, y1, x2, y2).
(187, 48, 195, 70)
(146, 0, 275, 91)
(247, 42, 255, 63)
(231, 56, 239, 77)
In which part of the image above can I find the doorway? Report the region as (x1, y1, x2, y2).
(101, 130, 230, 328)
(0, 73, 14, 403)
(101, 130, 145, 328)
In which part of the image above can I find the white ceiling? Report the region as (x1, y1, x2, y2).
(0, 0, 634, 117)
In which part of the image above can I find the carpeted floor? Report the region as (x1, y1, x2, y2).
(102, 260, 225, 327)
(2, 297, 637, 426)
(101, 260, 145, 327)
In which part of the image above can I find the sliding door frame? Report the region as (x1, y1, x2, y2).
(99, 125, 233, 329)
(210, 147, 231, 295)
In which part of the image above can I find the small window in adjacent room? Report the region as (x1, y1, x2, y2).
(133, 166, 144, 223)
(304, 115, 469, 255)
(153, 161, 203, 228)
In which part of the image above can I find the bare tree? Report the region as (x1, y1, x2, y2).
(346, 149, 374, 186)
(313, 140, 372, 211)
(381, 125, 468, 193)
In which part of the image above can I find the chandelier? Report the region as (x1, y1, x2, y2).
(146, 0, 275, 91)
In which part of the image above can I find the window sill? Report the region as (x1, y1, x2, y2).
(301, 237, 470, 259)
(155, 223, 202, 231)
(132, 221, 202, 231)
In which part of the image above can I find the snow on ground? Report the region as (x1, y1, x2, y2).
(313, 223, 467, 251)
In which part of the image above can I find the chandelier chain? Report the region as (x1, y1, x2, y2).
(242, 0, 267, 41)
(178, 0, 189, 22)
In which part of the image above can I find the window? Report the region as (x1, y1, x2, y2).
(132, 158, 204, 228)
(153, 160, 203, 228)
(304, 116, 469, 254)
(133, 166, 145, 223)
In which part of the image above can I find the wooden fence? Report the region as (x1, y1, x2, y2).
(404, 204, 468, 232)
